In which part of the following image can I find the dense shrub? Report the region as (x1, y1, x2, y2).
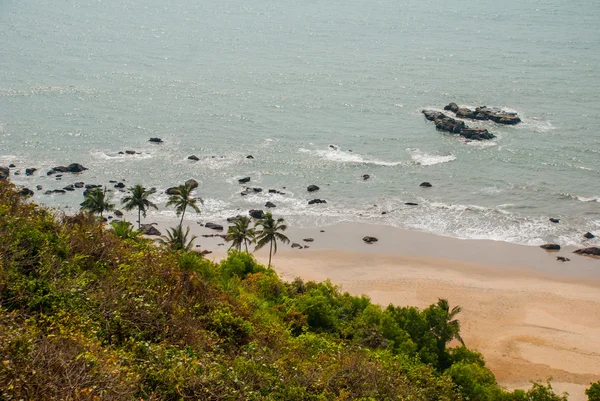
(0, 180, 569, 400)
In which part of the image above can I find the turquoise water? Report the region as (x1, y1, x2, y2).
(1, 0, 599, 246)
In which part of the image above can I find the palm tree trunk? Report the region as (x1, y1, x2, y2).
(138, 207, 141, 229)
(244, 238, 248, 253)
(268, 239, 273, 268)
(179, 205, 186, 229)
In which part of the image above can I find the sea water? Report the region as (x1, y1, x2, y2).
(1, 0, 599, 246)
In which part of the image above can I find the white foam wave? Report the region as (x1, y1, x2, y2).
(407, 148, 456, 166)
(91, 151, 154, 161)
(565, 194, 600, 203)
(299, 148, 408, 167)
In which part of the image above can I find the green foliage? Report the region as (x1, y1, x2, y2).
(587, 381, 600, 401)
(159, 225, 198, 252)
(165, 182, 202, 229)
(80, 187, 114, 217)
(226, 215, 255, 252)
(109, 220, 142, 240)
(121, 184, 158, 229)
(0, 180, 570, 401)
(254, 212, 290, 267)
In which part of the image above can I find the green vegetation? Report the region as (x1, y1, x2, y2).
(587, 381, 600, 401)
(79, 187, 114, 217)
(166, 182, 202, 229)
(226, 216, 255, 252)
(121, 184, 158, 229)
(0, 180, 572, 400)
(254, 212, 290, 267)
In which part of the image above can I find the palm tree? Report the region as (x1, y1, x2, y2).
(436, 298, 465, 346)
(226, 216, 255, 252)
(109, 220, 142, 240)
(121, 184, 158, 229)
(159, 226, 197, 252)
(80, 187, 114, 218)
(166, 183, 202, 229)
(254, 212, 290, 268)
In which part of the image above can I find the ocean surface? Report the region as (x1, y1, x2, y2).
(1, 0, 599, 247)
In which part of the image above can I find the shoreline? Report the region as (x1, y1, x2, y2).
(148, 217, 600, 401)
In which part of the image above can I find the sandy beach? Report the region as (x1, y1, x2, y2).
(143, 218, 600, 400)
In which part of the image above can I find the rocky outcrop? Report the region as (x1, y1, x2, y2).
(20, 187, 34, 197)
(405, 202, 419, 206)
(246, 155, 254, 159)
(238, 177, 251, 184)
(303, 238, 314, 242)
(63, 185, 75, 191)
(0, 166, 9, 180)
(149, 138, 163, 143)
(307, 185, 320, 192)
(165, 187, 180, 195)
(185, 179, 199, 190)
(573, 247, 600, 256)
(444, 103, 521, 125)
(557, 256, 570, 262)
(114, 210, 124, 217)
(227, 215, 242, 223)
(249, 209, 265, 219)
(205, 223, 224, 231)
(141, 224, 161, 236)
(362, 174, 370, 181)
(363, 236, 378, 244)
(114, 182, 125, 189)
(549, 218, 560, 223)
(584, 232, 595, 239)
(291, 243, 302, 249)
(308, 199, 327, 205)
(47, 163, 88, 176)
(25, 168, 37, 176)
(265, 201, 276, 208)
(188, 155, 199, 161)
(74, 182, 85, 188)
(540, 244, 560, 251)
(420, 182, 432, 188)
(422, 110, 495, 140)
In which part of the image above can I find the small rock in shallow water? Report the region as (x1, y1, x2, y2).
(584, 232, 595, 239)
(573, 247, 600, 256)
(549, 218, 560, 223)
(265, 201, 276, 208)
(303, 238, 314, 242)
(188, 155, 199, 161)
(238, 177, 251, 184)
(307, 185, 320, 192)
(149, 137, 163, 143)
(420, 182, 432, 188)
(540, 244, 560, 251)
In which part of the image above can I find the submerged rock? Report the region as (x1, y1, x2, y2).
(308, 199, 327, 205)
(362, 174, 370, 181)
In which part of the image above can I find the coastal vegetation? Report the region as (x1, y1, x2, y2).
(121, 184, 158, 229)
(0, 179, 589, 400)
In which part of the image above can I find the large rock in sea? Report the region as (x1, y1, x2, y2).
(205, 222, 224, 231)
(421, 110, 495, 140)
(67, 163, 87, 173)
(188, 155, 199, 161)
(19, 187, 34, 197)
(307, 185, 320, 192)
(185, 179, 199, 189)
(0, 166, 9, 180)
(149, 137, 163, 143)
(238, 177, 251, 184)
(25, 168, 37, 176)
(165, 187, 180, 195)
(573, 247, 600, 256)
(443, 103, 521, 125)
(249, 209, 265, 219)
